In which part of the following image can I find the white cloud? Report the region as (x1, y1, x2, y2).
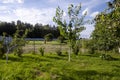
(81, 24, 94, 38)
(0, 15, 16, 22)
(0, 6, 7, 10)
(90, 11, 99, 18)
(1, 0, 24, 3)
(48, 0, 57, 3)
(2, 0, 14, 3)
(17, 0, 24, 3)
(63, 12, 66, 17)
(13, 8, 56, 25)
(0, 6, 7, 12)
(82, 8, 89, 15)
(0, 6, 12, 14)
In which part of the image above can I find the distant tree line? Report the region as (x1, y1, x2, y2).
(0, 20, 60, 38)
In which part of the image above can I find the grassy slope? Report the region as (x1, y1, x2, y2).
(0, 52, 120, 80)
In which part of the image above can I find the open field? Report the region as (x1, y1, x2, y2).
(23, 40, 69, 53)
(0, 41, 120, 80)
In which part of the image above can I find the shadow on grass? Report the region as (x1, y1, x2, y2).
(22, 55, 52, 62)
(1, 56, 22, 62)
(45, 55, 67, 60)
(59, 69, 120, 80)
(82, 54, 120, 61)
(4, 55, 51, 62)
(82, 54, 100, 57)
(112, 65, 120, 68)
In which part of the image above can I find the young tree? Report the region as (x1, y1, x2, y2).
(5, 28, 28, 63)
(11, 28, 29, 56)
(53, 3, 86, 61)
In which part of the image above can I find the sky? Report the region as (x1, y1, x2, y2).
(0, 0, 111, 38)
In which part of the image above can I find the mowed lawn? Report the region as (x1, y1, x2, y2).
(0, 41, 120, 80)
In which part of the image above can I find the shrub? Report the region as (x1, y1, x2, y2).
(44, 33, 54, 41)
(14, 48, 23, 57)
(73, 44, 80, 55)
(0, 41, 7, 58)
(88, 47, 95, 54)
(56, 48, 62, 56)
(0, 47, 5, 58)
(39, 47, 45, 56)
(100, 54, 113, 60)
(57, 35, 65, 43)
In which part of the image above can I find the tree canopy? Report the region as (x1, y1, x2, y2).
(0, 20, 60, 38)
(53, 3, 86, 61)
(91, 0, 120, 51)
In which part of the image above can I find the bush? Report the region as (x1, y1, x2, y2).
(73, 44, 80, 55)
(88, 47, 95, 54)
(39, 47, 45, 56)
(0, 42, 7, 58)
(14, 48, 23, 57)
(57, 36, 65, 43)
(0, 47, 5, 58)
(56, 48, 62, 56)
(100, 54, 113, 60)
(44, 33, 54, 41)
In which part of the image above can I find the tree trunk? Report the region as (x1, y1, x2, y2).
(68, 46, 71, 62)
(118, 47, 120, 53)
(6, 48, 9, 64)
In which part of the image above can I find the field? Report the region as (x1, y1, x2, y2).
(0, 41, 120, 80)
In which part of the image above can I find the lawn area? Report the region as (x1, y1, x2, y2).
(0, 52, 120, 80)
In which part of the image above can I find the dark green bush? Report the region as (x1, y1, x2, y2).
(39, 47, 45, 56)
(0, 41, 7, 58)
(100, 54, 113, 60)
(73, 44, 80, 55)
(14, 48, 23, 57)
(88, 47, 95, 54)
(44, 33, 54, 41)
(57, 35, 65, 43)
(56, 48, 62, 56)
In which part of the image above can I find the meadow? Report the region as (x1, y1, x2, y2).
(0, 41, 120, 80)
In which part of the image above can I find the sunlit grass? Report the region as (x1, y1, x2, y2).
(0, 52, 120, 80)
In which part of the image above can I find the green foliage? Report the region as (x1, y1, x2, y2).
(91, 0, 120, 51)
(0, 33, 7, 58)
(56, 48, 62, 56)
(44, 33, 54, 41)
(0, 44, 5, 58)
(0, 20, 60, 38)
(88, 47, 95, 54)
(14, 48, 23, 57)
(72, 42, 80, 55)
(53, 3, 86, 61)
(39, 47, 45, 56)
(57, 35, 65, 43)
(10, 28, 29, 57)
(100, 54, 113, 60)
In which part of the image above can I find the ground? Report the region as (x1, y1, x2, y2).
(0, 41, 120, 80)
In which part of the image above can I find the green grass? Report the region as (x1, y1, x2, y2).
(0, 52, 120, 80)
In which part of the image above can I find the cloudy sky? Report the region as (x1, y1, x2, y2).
(0, 0, 111, 38)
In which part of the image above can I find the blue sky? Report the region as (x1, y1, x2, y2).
(0, 0, 111, 38)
